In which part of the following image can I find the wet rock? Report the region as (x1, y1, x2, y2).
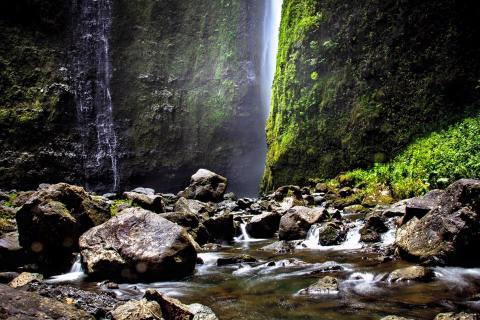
(318, 221, 347, 246)
(110, 299, 162, 320)
(339, 187, 353, 197)
(344, 204, 368, 214)
(298, 276, 339, 295)
(175, 197, 213, 218)
(203, 213, 234, 243)
(380, 317, 414, 320)
(268, 258, 309, 268)
(396, 179, 480, 265)
(8, 272, 43, 288)
(79, 208, 197, 282)
(131, 187, 155, 196)
(0, 283, 94, 319)
(11, 191, 35, 207)
(0, 231, 31, 271)
(224, 192, 237, 201)
(217, 254, 257, 266)
(237, 198, 254, 209)
(401, 189, 445, 225)
(180, 169, 228, 203)
(0, 271, 19, 283)
(279, 206, 327, 240)
(15, 183, 111, 273)
(123, 192, 165, 213)
(315, 183, 329, 193)
(382, 200, 408, 218)
(160, 211, 209, 245)
(260, 241, 298, 254)
(0, 191, 10, 202)
(245, 211, 281, 238)
(144, 289, 218, 320)
(388, 266, 434, 282)
(435, 313, 479, 320)
(201, 243, 225, 251)
(360, 212, 388, 243)
(27, 282, 119, 318)
(313, 194, 326, 206)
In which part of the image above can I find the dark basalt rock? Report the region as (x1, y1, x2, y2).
(15, 183, 111, 273)
(318, 221, 348, 246)
(203, 212, 234, 243)
(179, 169, 228, 203)
(279, 206, 327, 241)
(123, 192, 165, 213)
(396, 179, 480, 265)
(401, 189, 445, 225)
(0, 283, 94, 319)
(79, 208, 197, 282)
(217, 254, 258, 266)
(245, 211, 281, 238)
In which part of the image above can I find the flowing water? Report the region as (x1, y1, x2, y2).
(72, 0, 119, 192)
(53, 231, 480, 319)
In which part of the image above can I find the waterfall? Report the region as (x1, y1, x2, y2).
(48, 254, 86, 283)
(259, 0, 283, 120)
(72, 0, 119, 192)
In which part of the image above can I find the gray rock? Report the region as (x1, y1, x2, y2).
(180, 169, 228, 203)
(297, 276, 339, 295)
(245, 211, 281, 238)
(435, 313, 479, 320)
(203, 213, 234, 243)
(79, 208, 197, 281)
(318, 221, 347, 246)
(131, 187, 155, 196)
(279, 206, 327, 240)
(123, 192, 165, 213)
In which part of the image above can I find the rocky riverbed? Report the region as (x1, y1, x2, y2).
(0, 169, 479, 319)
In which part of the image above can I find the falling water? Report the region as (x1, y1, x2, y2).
(259, 0, 283, 120)
(72, 0, 119, 191)
(48, 254, 86, 283)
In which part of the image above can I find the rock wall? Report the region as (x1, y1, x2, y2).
(263, 0, 480, 190)
(0, 0, 267, 195)
(111, 0, 265, 195)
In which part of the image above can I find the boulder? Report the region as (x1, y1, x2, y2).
(180, 169, 228, 203)
(0, 231, 31, 271)
(387, 266, 434, 282)
(380, 317, 414, 320)
(131, 187, 155, 196)
(245, 211, 281, 238)
(360, 212, 388, 243)
(79, 208, 197, 281)
(203, 213, 234, 243)
(15, 183, 111, 272)
(382, 199, 408, 218)
(297, 276, 339, 295)
(144, 289, 218, 320)
(279, 207, 327, 240)
(217, 254, 257, 266)
(159, 211, 209, 245)
(11, 191, 35, 207)
(0, 284, 94, 319)
(260, 240, 298, 254)
(175, 197, 213, 218)
(401, 189, 444, 225)
(435, 313, 478, 320)
(110, 299, 162, 320)
(27, 281, 119, 318)
(395, 179, 480, 265)
(318, 221, 347, 246)
(123, 192, 165, 213)
(8, 272, 43, 288)
(0, 272, 19, 284)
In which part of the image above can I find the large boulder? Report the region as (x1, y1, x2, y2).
(396, 179, 480, 265)
(400, 189, 444, 225)
(0, 284, 94, 319)
(15, 183, 111, 273)
(0, 231, 31, 271)
(245, 211, 281, 238)
(203, 213, 234, 243)
(387, 266, 434, 283)
(110, 299, 162, 320)
(318, 221, 347, 246)
(79, 208, 197, 282)
(123, 192, 164, 213)
(180, 169, 228, 202)
(279, 207, 327, 240)
(360, 212, 388, 243)
(174, 197, 213, 218)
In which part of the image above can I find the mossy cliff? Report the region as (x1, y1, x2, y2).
(0, 0, 81, 190)
(111, 0, 265, 194)
(263, 0, 480, 191)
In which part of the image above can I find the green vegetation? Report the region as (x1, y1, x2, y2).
(263, 0, 480, 191)
(110, 199, 133, 216)
(334, 116, 480, 199)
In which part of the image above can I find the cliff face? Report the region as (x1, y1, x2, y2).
(263, 0, 480, 191)
(0, 0, 266, 194)
(0, 0, 81, 190)
(110, 0, 265, 195)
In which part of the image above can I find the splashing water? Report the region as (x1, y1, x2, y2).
(48, 254, 86, 283)
(297, 221, 363, 251)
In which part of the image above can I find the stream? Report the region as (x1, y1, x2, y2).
(49, 222, 480, 319)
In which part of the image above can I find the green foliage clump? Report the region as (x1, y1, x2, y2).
(110, 199, 133, 217)
(339, 116, 480, 199)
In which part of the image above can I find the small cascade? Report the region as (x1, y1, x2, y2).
(71, 0, 119, 192)
(48, 254, 86, 283)
(234, 222, 265, 243)
(298, 221, 363, 251)
(341, 272, 387, 295)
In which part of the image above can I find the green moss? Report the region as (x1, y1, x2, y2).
(110, 199, 133, 217)
(339, 116, 480, 199)
(263, 0, 480, 191)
